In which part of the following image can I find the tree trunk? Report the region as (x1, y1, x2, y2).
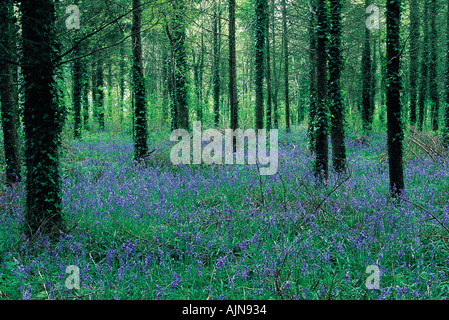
(161, 45, 169, 125)
(361, 0, 373, 131)
(97, 56, 105, 130)
(308, 1, 317, 152)
(429, 0, 439, 131)
(199, 29, 205, 123)
(282, 0, 290, 132)
(107, 63, 113, 127)
(82, 55, 90, 131)
(0, 1, 21, 184)
(21, 0, 63, 235)
(213, 2, 221, 127)
(119, 35, 125, 124)
(328, 0, 347, 172)
(418, 1, 429, 131)
(132, 0, 148, 160)
(72, 33, 82, 139)
(409, 0, 419, 126)
(266, 0, 272, 131)
(255, 0, 267, 130)
(193, 20, 204, 123)
(386, 0, 404, 196)
(229, 0, 238, 134)
(171, 0, 189, 130)
(272, 0, 279, 129)
(92, 57, 98, 124)
(371, 36, 376, 123)
(314, 0, 329, 180)
(166, 41, 177, 131)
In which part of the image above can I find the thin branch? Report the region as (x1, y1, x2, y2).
(59, 0, 156, 61)
(56, 18, 160, 67)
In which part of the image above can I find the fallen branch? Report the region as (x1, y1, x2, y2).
(408, 136, 437, 161)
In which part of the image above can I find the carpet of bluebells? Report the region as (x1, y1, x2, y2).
(0, 128, 448, 300)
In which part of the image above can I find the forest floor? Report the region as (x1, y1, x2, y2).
(0, 128, 449, 300)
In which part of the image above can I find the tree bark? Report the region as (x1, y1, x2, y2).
(282, 0, 290, 132)
(0, 1, 21, 184)
(255, 0, 267, 130)
(132, 0, 148, 159)
(386, 0, 404, 196)
(73, 33, 82, 139)
(328, 0, 347, 172)
(308, 1, 317, 152)
(213, 1, 221, 127)
(171, 0, 189, 130)
(409, 0, 419, 126)
(314, 0, 329, 180)
(229, 0, 238, 133)
(361, 0, 373, 131)
(21, 0, 63, 235)
(266, 0, 272, 131)
(417, 1, 429, 131)
(272, 0, 279, 129)
(97, 56, 105, 130)
(119, 34, 125, 124)
(429, 0, 439, 131)
(82, 55, 90, 130)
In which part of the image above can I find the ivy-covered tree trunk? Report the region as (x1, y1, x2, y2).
(161, 45, 169, 125)
(282, 0, 290, 132)
(171, 0, 189, 130)
(254, 0, 267, 130)
(96, 56, 105, 130)
(0, 1, 21, 184)
(445, 0, 449, 146)
(361, 0, 373, 131)
(192, 22, 204, 124)
(92, 58, 98, 124)
(21, 0, 63, 235)
(409, 0, 419, 126)
(72, 34, 82, 139)
(386, 0, 404, 196)
(429, 0, 439, 132)
(82, 56, 90, 131)
(314, 0, 329, 180)
(106, 63, 113, 127)
(271, 0, 279, 129)
(308, 2, 317, 152)
(119, 35, 125, 125)
(165, 39, 178, 131)
(265, 0, 272, 131)
(213, 2, 221, 127)
(132, 0, 148, 160)
(417, 1, 429, 131)
(199, 30, 205, 123)
(370, 36, 376, 122)
(328, 0, 347, 172)
(193, 51, 200, 121)
(229, 0, 238, 134)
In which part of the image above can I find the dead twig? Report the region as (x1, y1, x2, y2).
(36, 265, 50, 300)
